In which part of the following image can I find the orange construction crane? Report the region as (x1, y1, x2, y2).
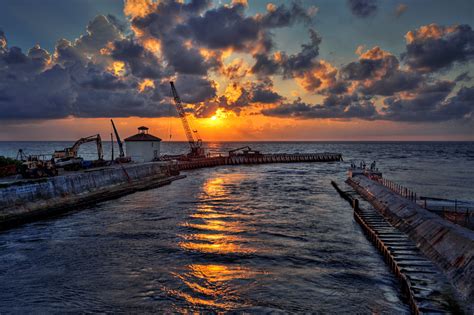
(170, 81, 205, 158)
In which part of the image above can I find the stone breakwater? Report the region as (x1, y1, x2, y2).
(347, 174, 474, 309)
(0, 162, 184, 229)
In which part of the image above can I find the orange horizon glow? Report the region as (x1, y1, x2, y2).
(0, 115, 472, 141)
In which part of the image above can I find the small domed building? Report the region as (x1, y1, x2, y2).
(124, 126, 162, 163)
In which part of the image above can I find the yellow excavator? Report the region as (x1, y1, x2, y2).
(53, 134, 104, 171)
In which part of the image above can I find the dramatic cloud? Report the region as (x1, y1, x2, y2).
(181, 1, 313, 53)
(295, 60, 342, 94)
(0, 0, 472, 129)
(251, 29, 322, 78)
(250, 84, 284, 103)
(111, 38, 163, 78)
(262, 94, 377, 119)
(0, 15, 171, 120)
(347, 0, 377, 18)
(403, 24, 474, 73)
(341, 47, 421, 96)
(75, 15, 123, 54)
(382, 81, 473, 122)
(172, 74, 216, 103)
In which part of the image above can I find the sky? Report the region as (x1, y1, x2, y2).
(0, 0, 473, 141)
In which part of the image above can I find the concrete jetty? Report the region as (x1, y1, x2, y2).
(0, 151, 342, 229)
(333, 181, 461, 313)
(344, 170, 474, 312)
(0, 161, 184, 229)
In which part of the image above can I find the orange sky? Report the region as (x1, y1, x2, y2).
(1, 116, 471, 141)
(0, 0, 472, 141)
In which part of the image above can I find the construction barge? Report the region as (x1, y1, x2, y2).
(333, 167, 474, 313)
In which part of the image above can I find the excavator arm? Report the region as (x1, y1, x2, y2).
(54, 134, 103, 160)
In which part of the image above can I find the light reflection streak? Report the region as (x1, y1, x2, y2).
(169, 175, 261, 308)
(167, 264, 262, 310)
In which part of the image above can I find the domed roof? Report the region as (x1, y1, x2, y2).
(124, 126, 162, 142)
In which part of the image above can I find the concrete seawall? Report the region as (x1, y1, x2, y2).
(347, 175, 474, 308)
(0, 162, 184, 229)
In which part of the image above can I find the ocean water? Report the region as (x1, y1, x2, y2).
(0, 141, 472, 312)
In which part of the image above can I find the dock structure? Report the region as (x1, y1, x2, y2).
(176, 152, 343, 170)
(338, 169, 474, 313)
(333, 181, 458, 314)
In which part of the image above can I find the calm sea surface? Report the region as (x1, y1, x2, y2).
(0, 141, 472, 312)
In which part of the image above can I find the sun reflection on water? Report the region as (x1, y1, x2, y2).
(170, 175, 261, 309)
(167, 264, 262, 310)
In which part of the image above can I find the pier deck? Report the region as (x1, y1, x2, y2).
(176, 152, 343, 170)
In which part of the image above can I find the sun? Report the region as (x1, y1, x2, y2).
(207, 108, 229, 125)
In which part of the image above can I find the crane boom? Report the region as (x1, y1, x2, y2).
(170, 81, 205, 158)
(170, 81, 199, 149)
(111, 119, 125, 158)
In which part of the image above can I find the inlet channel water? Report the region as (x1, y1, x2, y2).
(0, 142, 472, 312)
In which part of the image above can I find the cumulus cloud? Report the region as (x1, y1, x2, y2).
(75, 15, 123, 54)
(249, 81, 284, 103)
(0, 15, 173, 120)
(111, 38, 163, 78)
(341, 46, 421, 96)
(262, 79, 473, 122)
(172, 74, 216, 103)
(1, 0, 308, 121)
(347, 0, 377, 18)
(382, 81, 473, 122)
(403, 24, 474, 73)
(0, 1, 472, 127)
(251, 29, 322, 78)
(295, 60, 341, 94)
(181, 1, 312, 53)
(262, 94, 377, 119)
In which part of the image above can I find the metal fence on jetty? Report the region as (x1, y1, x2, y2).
(370, 173, 473, 229)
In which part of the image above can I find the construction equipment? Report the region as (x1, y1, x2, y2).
(0, 154, 22, 178)
(228, 146, 261, 156)
(111, 132, 114, 160)
(110, 119, 131, 163)
(18, 155, 58, 178)
(16, 149, 28, 161)
(53, 134, 104, 170)
(170, 81, 205, 159)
